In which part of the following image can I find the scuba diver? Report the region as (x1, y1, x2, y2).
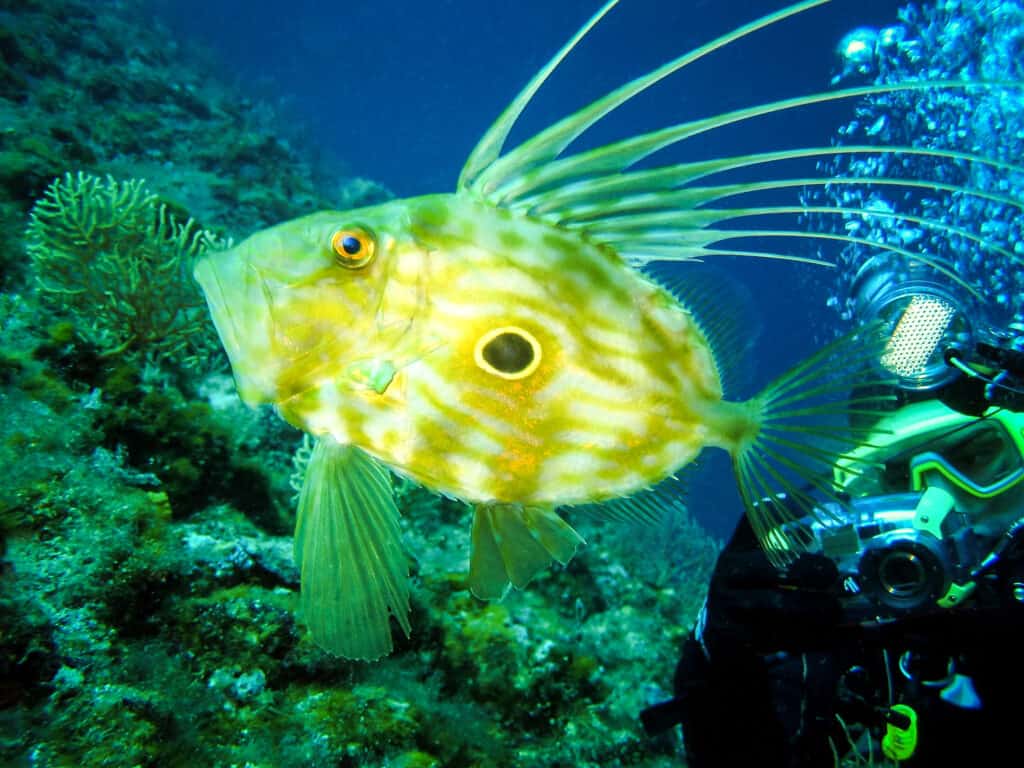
(641, 256, 1024, 766)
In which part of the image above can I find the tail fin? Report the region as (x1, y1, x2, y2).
(294, 437, 411, 660)
(734, 324, 894, 564)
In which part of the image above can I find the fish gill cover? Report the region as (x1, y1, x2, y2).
(0, 1, 1020, 767)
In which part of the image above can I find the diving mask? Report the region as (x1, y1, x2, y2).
(767, 400, 1024, 624)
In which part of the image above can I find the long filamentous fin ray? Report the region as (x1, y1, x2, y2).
(527, 156, 1020, 276)
(564, 182, 1024, 239)
(608, 227, 979, 293)
(461, 1, 1020, 292)
(570, 202, 1021, 262)
(533, 169, 1021, 270)
(598, 204, 1019, 274)
(555, 180, 1024, 227)
(613, 234, 974, 297)
(522, 145, 1024, 217)
(486, 79, 1022, 206)
(466, 0, 832, 196)
(618, 246, 833, 267)
(750, 206, 1017, 265)
(458, 0, 621, 190)
(591, 204, 1015, 265)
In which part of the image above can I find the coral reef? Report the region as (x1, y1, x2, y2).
(0, 0, 716, 765)
(26, 172, 221, 362)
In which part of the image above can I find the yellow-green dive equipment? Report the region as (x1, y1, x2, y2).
(763, 252, 1024, 624)
(882, 704, 919, 761)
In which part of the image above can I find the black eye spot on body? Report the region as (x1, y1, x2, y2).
(483, 332, 534, 373)
(473, 326, 542, 380)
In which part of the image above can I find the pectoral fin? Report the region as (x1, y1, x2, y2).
(294, 437, 411, 660)
(469, 504, 585, 600)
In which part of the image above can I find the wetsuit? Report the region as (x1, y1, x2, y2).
(642, 514, 1024, 767)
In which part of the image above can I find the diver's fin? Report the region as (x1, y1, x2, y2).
(469, 504, 585, 600)
(733, 324, 895, 565)
(294, 437, 411, 660)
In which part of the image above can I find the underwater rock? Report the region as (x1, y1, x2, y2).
(181, 505, 299, 588)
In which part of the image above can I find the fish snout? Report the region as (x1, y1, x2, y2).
(193, 249, 281, 407)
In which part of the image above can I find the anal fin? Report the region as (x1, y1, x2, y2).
(573, 474, 690, 525)
(294, 437, 411, 660)
(469, 504, 585, 600)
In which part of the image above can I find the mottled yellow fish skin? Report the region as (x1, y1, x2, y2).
(195, 192, 760, 508)
(192, 2, 959, 656)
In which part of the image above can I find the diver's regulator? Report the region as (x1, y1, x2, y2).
(773, 255, 1024, 625)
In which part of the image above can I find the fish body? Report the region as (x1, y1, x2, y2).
(194, 0, 1012, 658)
(196, 193, 755, 508)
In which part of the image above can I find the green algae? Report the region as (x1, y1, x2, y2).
(174, 585, 299, 675)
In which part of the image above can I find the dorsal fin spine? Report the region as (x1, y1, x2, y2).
(458, 0, 621, 191)
(468, 0, 832, 197)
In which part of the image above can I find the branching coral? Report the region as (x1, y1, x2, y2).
(26, 171, 224, 363)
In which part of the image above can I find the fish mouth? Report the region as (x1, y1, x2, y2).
(193, 249, 279, 407)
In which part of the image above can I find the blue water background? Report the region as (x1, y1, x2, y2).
(148, 0, 905, 538)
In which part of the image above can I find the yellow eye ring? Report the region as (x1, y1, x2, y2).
(330, 226, 376, 269)
(473, 326, 542, 380)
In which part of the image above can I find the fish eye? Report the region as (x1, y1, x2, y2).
(474, 326, 542, 380)
(330, 226, 376, 269)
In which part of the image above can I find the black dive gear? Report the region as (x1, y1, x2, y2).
(642, 512, 1024, 766)
(642, 314, 1024, 765)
